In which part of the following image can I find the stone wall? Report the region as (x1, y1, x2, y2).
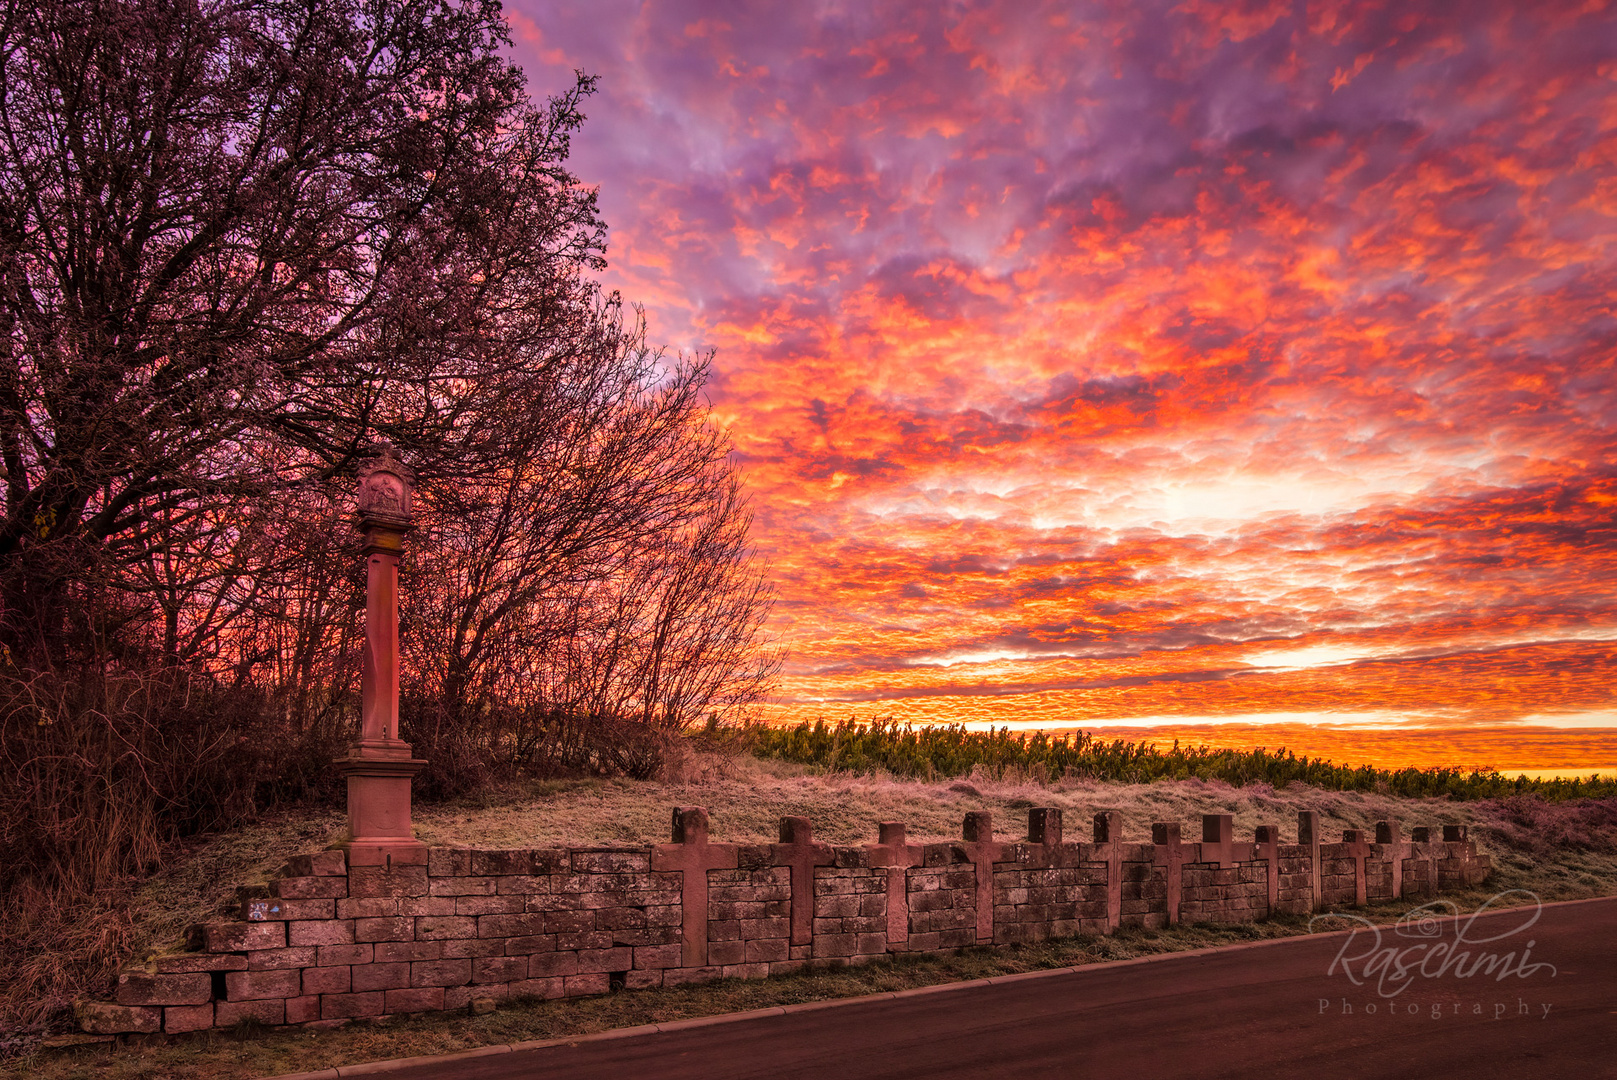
(75, 807, 1491, 1035)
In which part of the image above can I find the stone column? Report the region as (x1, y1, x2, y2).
(334, 444, 428, 867)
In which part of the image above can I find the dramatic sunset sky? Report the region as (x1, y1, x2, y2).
(511, 0, 1617, 772)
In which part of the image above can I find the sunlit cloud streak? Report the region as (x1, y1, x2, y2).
(510, 0, 1617, 765)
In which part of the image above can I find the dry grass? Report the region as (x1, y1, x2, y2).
(6, 755, 1615, 1079)
(107, 756, 1617, 963)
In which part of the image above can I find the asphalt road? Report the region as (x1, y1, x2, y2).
(387, 895, 1616, 1080)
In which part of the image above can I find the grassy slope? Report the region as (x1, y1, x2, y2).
(10, 755, 1617, 1079)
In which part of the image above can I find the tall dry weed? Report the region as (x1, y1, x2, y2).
(0, 667, 333, 1028)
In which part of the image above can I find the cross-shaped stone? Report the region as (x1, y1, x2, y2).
(1092, 811, 1124, 932)
(1253, 824, 1280, 916)
(1028, 806, 1063, 846)
(1342, 829, 1372, 907)
(1298, 811, 1323, 912)
(1411, 826, 1439, 897)
(1151, 822, 1191, 925)
(1375, 819, 1407, 901)
(1200, 813, 1237, 867)
(772, 816, 834, 947)
(867, 822, 925, 948)
(958, 811, 1006, 943)
(651, 806, 737, 967)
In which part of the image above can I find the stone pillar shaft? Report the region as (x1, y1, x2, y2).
(336, 445, 427, 867)
(362, 547, 400, 744)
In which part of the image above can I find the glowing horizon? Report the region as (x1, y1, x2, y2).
(512, 1, 1617, 770)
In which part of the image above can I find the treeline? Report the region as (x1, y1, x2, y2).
(743, 718, 1617, 802)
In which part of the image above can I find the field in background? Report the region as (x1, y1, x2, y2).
(752, 716, 1617, 776)
(743, 719, 1617, 800)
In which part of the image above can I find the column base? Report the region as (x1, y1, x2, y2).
(334, 750, 428, 867)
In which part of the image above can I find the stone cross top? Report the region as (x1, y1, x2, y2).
(773, 817, 835, 947)
(1152, 822, 1191, 925)
(868, 822, 924, 947)
(334, 443, 428, 867)
(652, 806, 738, 967)
(959, 811, 1006, 943)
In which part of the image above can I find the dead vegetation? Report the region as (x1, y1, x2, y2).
(5, 751, 1614, 1075)
(126, 755, 1617, 964)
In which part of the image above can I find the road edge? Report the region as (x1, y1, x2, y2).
(258, 892, 1613, 1080)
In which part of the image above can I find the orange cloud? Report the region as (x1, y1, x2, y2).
(508, 0, 1617, 767)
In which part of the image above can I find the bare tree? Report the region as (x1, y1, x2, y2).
(0, 0, 779, 918)
(400, 318, 779, 787)
(0, 0, 609, 663)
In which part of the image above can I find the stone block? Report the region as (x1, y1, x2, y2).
(302, 966, 350, 996)
(336, 896, 454, 918)
(478, 912, 546, 938)
(247, 947, 318, 971)
(813, 933, 858, 958)
(431, 876, 496, 896)
(539, 910, 593, 935)
(707, 940, 745, 966)
(164, 1003, 215, 1034)
(385, 987, 445, 1013)
(241, 898, 335, 921)
(557, 931, 614, 951)
(634, 944, 683, 970)
(442, 938, 505, 959)
(226, 968, 301, 1001)
(271, 876, 349, 900)
(197, 922, 286, 953)
(415, 916, 477, 940)
(115, 972, 212, 1006)
(815, 895, 860, 919)
(594, 907, 648, 931)
(446, 984, 510, 1010)
(428, 848, 474, 877)
(375, 940, 441, 963)
(351, 962, 411, 992)
(720, 962, 771, 980)
(456, 895, 526, 916)
(76, 1001, 161, 1034)
(354, 917, 413, 943)
(508, 977, 565, 1000)
(285, 995, 320, 1024)
(472, 956, 527, 983)
(318, 944, 372, 966)
(528, 951, 580, 978)
(215, 998, 286, 1027)
(320, 992, 385, 1020)
(571, 851, 651, 874)
(411, 958, 471, 987)
(745, 938, 790, 963)
(152, 952, 248, 974)
(348, 865, 429, 898)
(290, 921, 356, 947)
(646, 905, 682, 927)
(469, 850, 538, 876)
(563, 972, 609, 997)
(286, 851, 348, 877)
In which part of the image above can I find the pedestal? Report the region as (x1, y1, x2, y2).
(335, 744, 428, 866)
